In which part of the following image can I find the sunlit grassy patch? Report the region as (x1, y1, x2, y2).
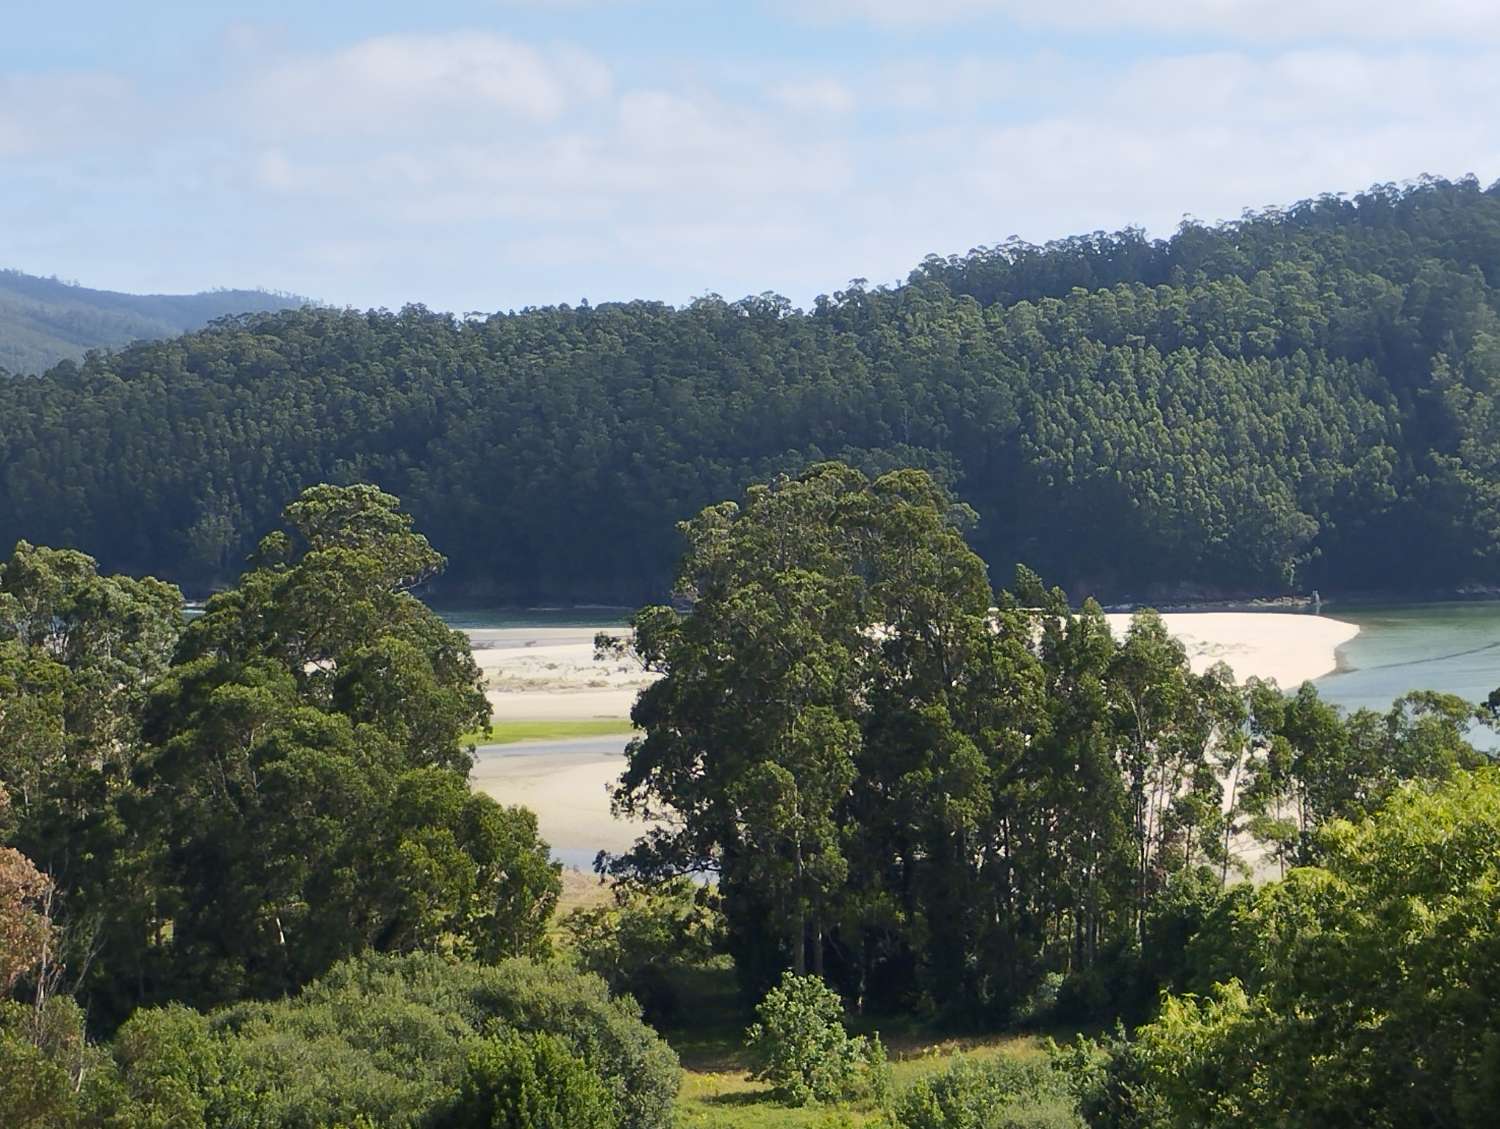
(461, 718, 636, 745)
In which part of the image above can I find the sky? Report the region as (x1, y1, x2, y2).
(3, 1, 1499, 312)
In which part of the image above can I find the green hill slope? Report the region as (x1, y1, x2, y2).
(0, 269, 307, 374)
(1, 176, 1497, 603)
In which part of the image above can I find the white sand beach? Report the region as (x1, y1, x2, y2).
(470, 627, 648, 722)
(468, 736, 650, 856)
(467, 613, 1360, 859)
(1105, 611, 1360, 688)
(471, 613, 1359, 722)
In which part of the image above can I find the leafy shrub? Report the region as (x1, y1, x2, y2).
(744, 971, 890, 1107)
(112, 1003, 263, 1127)
(893, 1055, 1084, 1129)
(0, 999, 132, 1129)
(1113, 771, 1500, 1128)
(446, 1030, 616, 1129)
(560, 877, 724, 1022)
(3, 953, 676, 1129)
(216, 952, 677, 1129)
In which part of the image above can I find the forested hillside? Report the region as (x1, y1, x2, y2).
(3, 176, 1499, 602)
(0, 268, 305, 375)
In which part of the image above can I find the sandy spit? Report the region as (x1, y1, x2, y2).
(465, 615, 1359, 858)
(469, 613, 1360, 725)
(1106, 611, 1360, 688)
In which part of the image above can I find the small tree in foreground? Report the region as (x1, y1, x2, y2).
(745, 971, 890, 1107)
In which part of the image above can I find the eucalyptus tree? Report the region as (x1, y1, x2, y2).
(132, 485, 557, 1011)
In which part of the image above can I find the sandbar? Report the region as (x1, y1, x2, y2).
(466, 613, 1360, 861)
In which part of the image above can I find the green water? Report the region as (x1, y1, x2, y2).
(1314, 601, 1500, 721)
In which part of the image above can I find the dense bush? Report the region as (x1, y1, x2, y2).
(446, 1031, 616, 1129)
(894, 1055, 1086, 1129)
(745, 971, 890, 1108)
(0, 953, 679, 1129)
(1105, 769, 1500, 1127)
(220, 953, 679, 1129)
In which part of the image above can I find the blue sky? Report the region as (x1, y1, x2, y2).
(3, 1, 1498, 311)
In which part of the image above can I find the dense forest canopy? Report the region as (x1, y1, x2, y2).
(4, 176, 1500, 602)
(0, 269, 305, 376)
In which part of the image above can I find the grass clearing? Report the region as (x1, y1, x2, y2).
(674, 1030, 1045, 1128)
(659, 963, 1053, 1128)
(461, 718, 636, 745)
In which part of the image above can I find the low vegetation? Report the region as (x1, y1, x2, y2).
(461, 718, 636, 745)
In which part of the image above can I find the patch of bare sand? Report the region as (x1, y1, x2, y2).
(469, 738, 649, 855)
(470, 626, 650, 722)
(1105, 611, 1360, 687)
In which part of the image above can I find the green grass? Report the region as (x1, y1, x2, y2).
(676, 1037, 1045, 1128)
(660, 963, 1053, 1128)
(461, 718, 636, 745)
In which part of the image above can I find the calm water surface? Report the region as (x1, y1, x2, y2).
(1314, 601, 1500, 715)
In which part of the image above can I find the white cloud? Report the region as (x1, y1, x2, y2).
(892, 46, 1500, 254)
(803, 0, 1500, 41)
(768, 77, 858, 114)
(0, 72, 138, 157)
(9, 16, 1500, 314)
(246, 32, 612, 137)
(248, 86, 852, 214)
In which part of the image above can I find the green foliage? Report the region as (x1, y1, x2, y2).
(6, 179, 1500, 601)
(0, 486, 559, 1025)
(611, 465, 1489, 1023)
(745, 972, 889, 1108)
(0, 998, 133, 1129)
(892, 1055, 1084, 1129)
(215, 953, 675, 1129)
(0, 542, 184, 1019)
(447, 1031, 617, 1129)
(561, 877, 725, 1022)
(111, 1003, 260, 1128)
(1117, 769, 1500, 1127)
(127, 486, 553, 1012)
(1, 953, 677, 1129)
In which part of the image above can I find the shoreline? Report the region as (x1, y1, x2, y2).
(1105, 611, 1361, 688)
(466, 613, 1362, 859)
(467, 611, 1364, 724)
(468, 611, 1362, 857)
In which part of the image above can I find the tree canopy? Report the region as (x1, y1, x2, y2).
(0, 484, 559, 1027)
(605, 463, 1492, 1020)
(3, 178, 1500, 602)
(1107, 768, 1500, 1128)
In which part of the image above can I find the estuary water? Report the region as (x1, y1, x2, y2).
(1313, 601, 1500, 717)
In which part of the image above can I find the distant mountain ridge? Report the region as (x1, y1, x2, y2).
(0, 268, 308, 375)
